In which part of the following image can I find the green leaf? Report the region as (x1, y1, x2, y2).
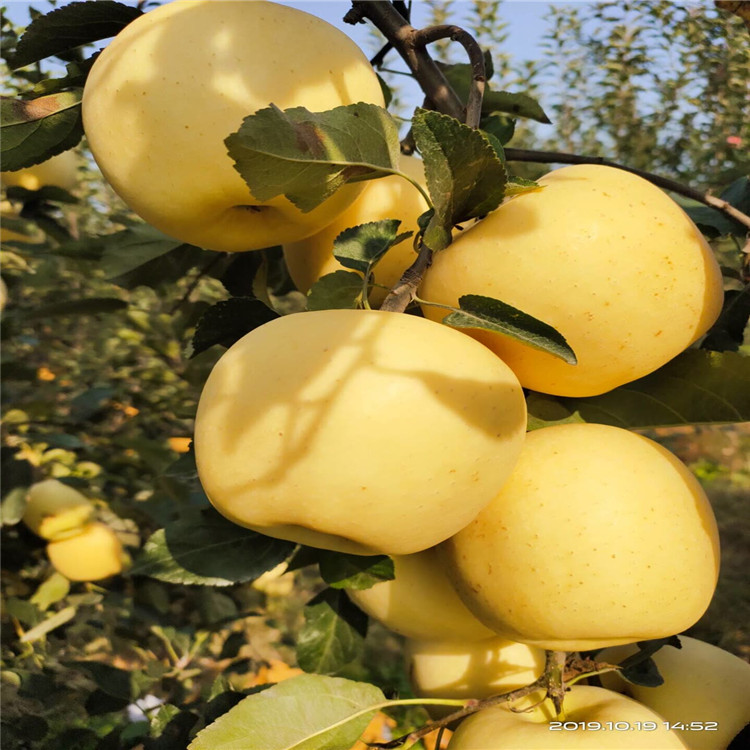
(412, 108, 506, 250)
(482, 90, 552, 123)
(440, 294, 577, 364)
(480, 113, 516, 146)
(525, 393, 585, 431)
(527, 350, 750, 429)
(188, 674, 384, 750)
(504, 177, 543, 198)
(100, 224, 192, 279)
(30, 573, 70, 612)
(225, 103, 401, 212)
(333, 219, 408, 274)
(130, 508, 295, 587)
(615, 636, 682, 688)
(11, 1, 142, 69)
(20, 606, 77, 643)
(702, 286, 750, 352)
(69, 386, 114, 421)
(297, 589, 368, 675)
(25, 297, 127, 319)
(189, 298, 279, 358)
(0, 91, 84, 171)
(64, 660, 143, 700)
(306, 271, 363, 311)
(317, 552, 394, 591)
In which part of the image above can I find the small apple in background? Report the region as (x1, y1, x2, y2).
(598, 636, 750, 750)
(406, 636, 545, 710)
(447, 685, 689, 749)
(194, 309, 526, 556)
(283, 155, 429, 306)
(347, 548, 495, 642)
(22, 479, 94, 541)
(419, 164, 723, 396)
(1, 150, 79, 193)
(440, 423, 720, 651)
(81, 0, 386, 253)
(46, 522, 128, 582)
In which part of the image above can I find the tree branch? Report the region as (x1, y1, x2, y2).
(344, 1, 464, 120)
(505, 148, 750, 230)
(413, 25, 487, 128)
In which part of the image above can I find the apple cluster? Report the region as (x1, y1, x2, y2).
(21, 479, 127, 582)
(69, 0, 739, 745)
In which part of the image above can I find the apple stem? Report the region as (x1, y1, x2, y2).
(544, 649, 568, 718)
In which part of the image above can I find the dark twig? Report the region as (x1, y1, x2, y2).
(378, 240, 433, 312)
(168, 253, 224, 315)
(345, 1, 464, 120)
(414, 24, 487, 128)
(504, 148, 750, 230)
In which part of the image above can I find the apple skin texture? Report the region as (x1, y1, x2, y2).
(599, 637, 750, 750)
(347, 548, 495, 641)
(1, 150, 78, 192)
(447, 686, 688, 749)
(46, 523, 126, 582)
(440, 423, 720, 651)
(283, 155, 429, 305)
(406, 636, 545, 703)
(22, 479, 94, 541)
(81, 0, 385, 253)
(419, 164, 723, 397)
(194, 309, 527, 555)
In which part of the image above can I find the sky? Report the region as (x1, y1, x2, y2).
(2, 0, 559, 66)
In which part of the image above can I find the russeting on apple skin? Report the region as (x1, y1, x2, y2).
(420, 164, 723, 397)
(81, 0, 385, 253)
(194, 309, 527, 556)
(440, 423, 720, 651)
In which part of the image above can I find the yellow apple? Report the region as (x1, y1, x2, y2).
(283, 155, 429, 305)
(419, 164, 723, 397)
(0, 277, 6, 311)
(22, 479, 94, 541)
(46, 522, 127, 581)
(1, 150, 78, 192)
(599, 637, 750, 750)
(81, 0, 385, 253)
(406, 636, 545, 704)
(194, 309, 527, 555)
(347, 548, 496, 641)
(447, 685, 689, 749)
(440, 423, 720, 651)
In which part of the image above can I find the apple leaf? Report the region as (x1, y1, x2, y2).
(189, 674, 385, 750)
(0, 90, 84, 171)
(702, 286, 750, 352)
(439, 294, 577, 364)
(411, 108, 506, 250)
(11, 1, 142, 69)
(317, 552, 395, 591)
(483, 90, 552, 123)
(100, 224, 194, 279)
(306, 271, 363, 311)
(527, 350, 750, 428)
(504, 177, 544, 198)
(225, 103, 401, 212)
(333, 219, 410, 275)
(297, 589, 368, 675)
(131, 508, 295, 587)
(481, 113, 516, 146)
(526, 393, 585, 431)
(188, 298, 279, 358)
(25, 297, 128, 319)
(683, 177, 750, 239)
(614, 636, 682, 688)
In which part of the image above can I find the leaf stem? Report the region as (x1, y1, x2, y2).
(379, 241, 434, 312)
(504, 148, 750, 230)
